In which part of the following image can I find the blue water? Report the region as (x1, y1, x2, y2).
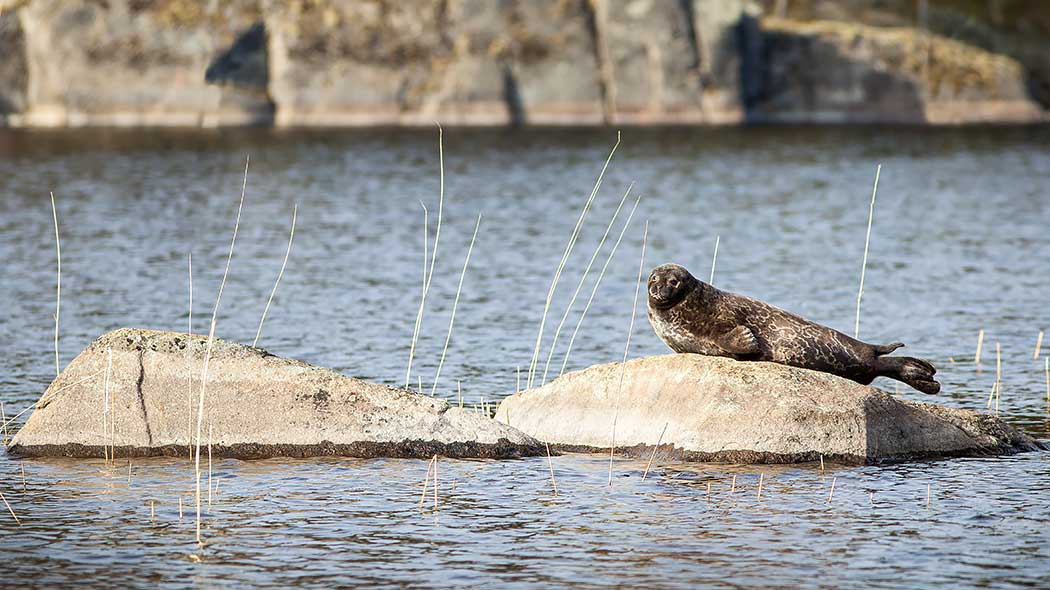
(1, 125, 1048, 588)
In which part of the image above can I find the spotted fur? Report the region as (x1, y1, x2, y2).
(647, 263, 940, 395)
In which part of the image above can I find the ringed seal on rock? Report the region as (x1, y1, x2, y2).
(647, 263, 940, 395)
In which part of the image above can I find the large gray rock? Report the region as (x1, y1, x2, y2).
(9, 328, 542, 459)
(495, 354, 1042, 465)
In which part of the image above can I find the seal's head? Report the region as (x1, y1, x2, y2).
(648, 263, 699, 310)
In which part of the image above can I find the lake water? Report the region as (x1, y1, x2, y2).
(1, 125, 1048, 588)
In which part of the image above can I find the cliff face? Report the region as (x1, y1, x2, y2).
(2, 0, 272, 126)
(0, 0, 1044, 126)
(0, 9, 28, 115)
(747, 19, 1045, 124)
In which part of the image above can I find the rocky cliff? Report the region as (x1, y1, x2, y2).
(0, 0, 1045, 126)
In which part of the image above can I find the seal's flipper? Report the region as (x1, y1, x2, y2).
(877, 355, 940, 395)
(716, 325, 760, 355)
(873, 342, 905, 355)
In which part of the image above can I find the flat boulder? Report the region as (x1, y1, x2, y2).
(495, 354, 1042, 464)
(9, 328, 542, 460)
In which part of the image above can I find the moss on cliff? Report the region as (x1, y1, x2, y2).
(763, 18, 1028, 99)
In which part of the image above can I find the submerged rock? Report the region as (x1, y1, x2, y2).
(9, 328, 542, 460)
(495, 354, 1041, 465)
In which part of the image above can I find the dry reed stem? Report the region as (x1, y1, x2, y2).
(458, 381, 463, 408)
(995, 342, 1002, 415)
(559, 194, 642, 376)
(975, 329, 984, 364)
(108, 348, 116, 462)
(541, 183, 634, 384)
(207, 424, 213, 507)
(433, 455, 439, 511)
(926, 483, 931, 508)
(50, 192, 61, 377)
(869, 490, 874, 505)
(406, 127, 445, 388)
(545, 442, 558, 495)
(709, 235, 720, 284)
(128, 459, 132, 484)
(431, 214, 482, 395)
(528, 132, 621, 389)
(828, 477, 837, 503)
(420, 457, 434, 507)
(730, 475, 737, 492)
(855, 164, 881, 339)
(0, 491, 20, 526)
(102, 348, 112, 464)
(641, 422, 668, 481)
(253, 203, 298, 347)
(820, 455, 825, 473)
(194, 155, 249, 546)
(188, 253, 193, 336)
(1, 402, 7, 446)
(187, 252, 193, 460)
(1035, 331, 1044, 360)
(420, 202, 428, 296)
(1044, 357, 1049, 403)
(608, 221, 648, 486)
(757, 474, 764, 501)
(20, 463, 26, 493)
(179, 497, 183, 520)
(151, 500, 155, 522)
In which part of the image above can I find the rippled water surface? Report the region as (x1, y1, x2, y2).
(1, 126, 1049, 588)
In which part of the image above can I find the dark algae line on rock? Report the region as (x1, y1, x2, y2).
(10, 439, 546, 461)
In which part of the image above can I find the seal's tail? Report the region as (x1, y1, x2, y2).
(873, 341, 904, 355)
(877, 355, 940, 395)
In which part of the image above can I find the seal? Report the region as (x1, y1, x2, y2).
(646, 263, 940, 394)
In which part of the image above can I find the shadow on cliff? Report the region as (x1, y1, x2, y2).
(736, 13, 927, 124)
(205, 22, 275, 124)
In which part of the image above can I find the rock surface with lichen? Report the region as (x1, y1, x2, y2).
(746, 18, 1044, 123)
(0, 0, 1045, 126)
(495, 354, 1042, 465)
(8, 328, 543, 459)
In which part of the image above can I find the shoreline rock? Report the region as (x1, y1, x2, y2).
(495, 354, 1043, 465)
(8, 328, 544, 460)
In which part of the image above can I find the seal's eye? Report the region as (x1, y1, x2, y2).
(669, 278, 679, 287)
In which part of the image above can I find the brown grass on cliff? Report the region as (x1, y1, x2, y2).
(763, 18, 1027, 95)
